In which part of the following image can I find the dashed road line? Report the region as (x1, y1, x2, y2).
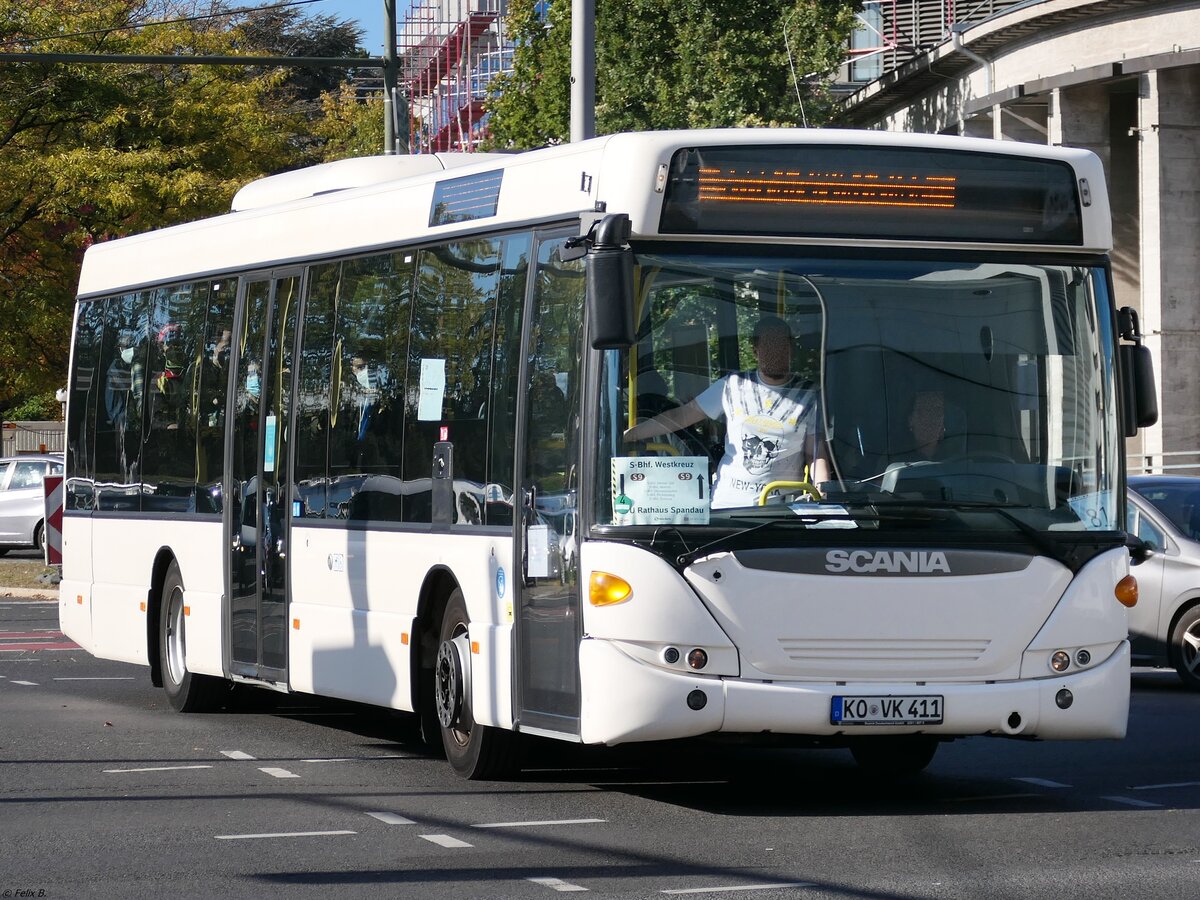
(367, 812, 416, 825)
(528, 876, 589, 892)
(10, 680, 39, 686)
(1013, 777, 1071, 788)
(259, 767, 299, 779)
(661, 884, 814, 895)
(220, 750, 256, 760)
(1130, 781, 1200, 791)
(104, 765, 214, 774)
(474, 818, 606, 829)
(53, 676, 135, 681)
(1102, 795, 1163, 808)
(420, 834, 473, 848)
(215, 830, 356, 841)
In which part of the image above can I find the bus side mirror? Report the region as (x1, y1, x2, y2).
(585, 214, 636, 349)
(1117, 308, 1157, 437)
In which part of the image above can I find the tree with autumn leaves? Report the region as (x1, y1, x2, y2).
(0, 0, 370, 418)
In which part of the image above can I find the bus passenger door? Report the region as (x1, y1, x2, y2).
(226, 272, 301, 684)
(515, 232, 584, 736)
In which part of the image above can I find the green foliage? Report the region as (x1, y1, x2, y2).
(312, 83, 386, 161)
(486, 0, 861, 149)
(6, 392, 62, 422)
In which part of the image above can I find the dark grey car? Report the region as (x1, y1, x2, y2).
(1127, 474, 1200, 690)
(0, 454, 63, 555)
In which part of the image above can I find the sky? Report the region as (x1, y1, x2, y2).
(287, 0, 390, 54)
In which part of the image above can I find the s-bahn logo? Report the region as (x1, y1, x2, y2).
(825, 549, 951, 575)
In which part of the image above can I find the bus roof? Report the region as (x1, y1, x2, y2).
(76, 129, 1111, 299)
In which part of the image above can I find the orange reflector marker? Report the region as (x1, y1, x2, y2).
(292, 618, 301, 630)
(139, 601, 146, 612)
(589, 571, 633, 606)
(76, 595, 83, 605)
(401, 632, 409, 645)
(183, 606, 190, 617)
(471, 641, 480, 655)
(1115, 574, 1138, 608)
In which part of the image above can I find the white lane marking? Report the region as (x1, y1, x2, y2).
(420, 834, 473, 848)
(53, 677, 135, 681)
(528, 876, 589, 892)
(259, 767, 299, 779)
(301, 755, 413, 762)
(220, 750, 256, 760)
(1102, 795, 1163, 808)
(367, 812, 416, 825)
(215, 830, 356, 841)
(104, 765, 214, 774)
(1013, 777, 1071, 788)
(474, 818, 606, 829)
(1131, 781, 1200, 791)
(11, 680, 38, 686)
(661, 884, 814, 895)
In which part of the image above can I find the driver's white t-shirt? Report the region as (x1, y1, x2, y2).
(695, 371, 820, 509)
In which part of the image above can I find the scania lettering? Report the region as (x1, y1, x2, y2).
(61, 130, 1155, 779)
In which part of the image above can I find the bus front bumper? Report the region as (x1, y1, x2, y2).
(577, 638, 1130, 746)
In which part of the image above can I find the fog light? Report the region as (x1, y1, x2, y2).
(1076, 649, 1091, 666)
(1050, 650, 1071, 672)
(1055, 688, 1073, 710)
(663, 647, 680, 664)
(686, 689, 707, 710)
(687, 648, 708, 670)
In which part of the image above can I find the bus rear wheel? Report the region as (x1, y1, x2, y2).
(159, 561, 223, 712)
(434, 588, 520, 779)
(849, 735, 939, 777)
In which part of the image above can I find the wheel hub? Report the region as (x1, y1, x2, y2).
(434, 637, 466, 729)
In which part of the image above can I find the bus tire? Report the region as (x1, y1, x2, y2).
(159, 561, 223, 712)
(1169, 605, 1200, 691)
(435, 588, 520, 779)
(849, 735, 939, 777)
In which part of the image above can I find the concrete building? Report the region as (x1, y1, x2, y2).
(838, 0, 1200, 473)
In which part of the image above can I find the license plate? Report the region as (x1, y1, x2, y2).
(831, 695, 944, 726)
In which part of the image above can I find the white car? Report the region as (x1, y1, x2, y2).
(0, 454, 63, 555)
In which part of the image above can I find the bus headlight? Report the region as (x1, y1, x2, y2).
(1050, 650, 1071, 672)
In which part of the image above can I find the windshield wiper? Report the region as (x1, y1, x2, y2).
(866, 499, 1066, 560)
(675, 509, 884, 567)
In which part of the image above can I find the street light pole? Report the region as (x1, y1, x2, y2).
(383, 0, 399, 154)
(570, 0, 595, 142)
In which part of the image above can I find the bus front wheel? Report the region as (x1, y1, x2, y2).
(159, 561, 223, 712)
(434, 588, 520, 779)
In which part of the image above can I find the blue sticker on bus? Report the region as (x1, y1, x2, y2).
(496, 567, 506, 599)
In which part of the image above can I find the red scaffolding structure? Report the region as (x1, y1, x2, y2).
(399, 1, 511, 154)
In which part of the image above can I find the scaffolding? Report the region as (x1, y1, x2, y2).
(398, 0, 513, 154)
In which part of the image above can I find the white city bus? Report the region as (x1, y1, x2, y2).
(61, 129, 1158, 778)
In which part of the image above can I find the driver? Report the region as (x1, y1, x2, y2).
(623, 316, 828, 508)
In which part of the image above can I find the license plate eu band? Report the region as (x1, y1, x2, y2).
(831, 695, 944, 726)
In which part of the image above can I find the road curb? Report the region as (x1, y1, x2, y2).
(0, 587, 59, 600)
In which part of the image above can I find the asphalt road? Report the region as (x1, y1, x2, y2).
(2, 597, 1199, 900)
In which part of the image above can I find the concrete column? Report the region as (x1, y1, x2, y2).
(1139, 66, 1200, 468)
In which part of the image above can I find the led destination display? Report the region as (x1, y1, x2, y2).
(659, 145, 1084, 245)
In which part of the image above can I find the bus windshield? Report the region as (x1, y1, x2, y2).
(595, 249, 1121, 541)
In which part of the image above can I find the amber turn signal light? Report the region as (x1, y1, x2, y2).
(589, 571, 633, 606)
(1115, 574, 1138, 608)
